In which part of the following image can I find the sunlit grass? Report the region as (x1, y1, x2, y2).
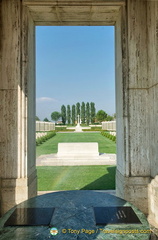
(37, 165, 116, 191)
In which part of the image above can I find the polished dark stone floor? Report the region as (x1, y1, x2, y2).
(94, 206, 141, 225)
(4, 208, 55, 227)
(0, 190, 151, 239)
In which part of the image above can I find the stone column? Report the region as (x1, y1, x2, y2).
(0, 0, 37, 216)
(147, 0, 158, 227)
(116, 0, 151, 215)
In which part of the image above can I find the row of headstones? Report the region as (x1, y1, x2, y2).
(36, 132, 47, 139)
(109, 131, 116, 136)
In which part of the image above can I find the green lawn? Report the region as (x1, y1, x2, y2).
(37, 165, 116, 191)
(36, 132, 116, 157)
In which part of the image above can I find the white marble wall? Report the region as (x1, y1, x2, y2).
(102, 121, 116, 131)
(0, 0, 37, 216)
(36, 121, 55, 132)
(116, 0, 151, 215)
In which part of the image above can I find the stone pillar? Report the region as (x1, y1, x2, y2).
(116, 0, 151, 215)
(147, 0, 158, 227)
(0, 0, 37, 216)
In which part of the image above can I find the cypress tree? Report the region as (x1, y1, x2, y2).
(72, 105, 76, 125)
(61, 105, 66, 125)
(67, 105, 71, 124)
(86, 102, 90, 125)
(90, 102, 96, 124)
(81, 102, 86, 124)
(76, 102, 80, 117)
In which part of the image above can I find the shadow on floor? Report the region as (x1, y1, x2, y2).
(80, 166, 116, 190)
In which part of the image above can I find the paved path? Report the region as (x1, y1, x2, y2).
(36, 153, 116, 166)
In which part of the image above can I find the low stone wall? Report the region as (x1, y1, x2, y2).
(36, 121, 55, 131)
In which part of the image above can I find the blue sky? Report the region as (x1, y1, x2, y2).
(36, 26, 115, 121)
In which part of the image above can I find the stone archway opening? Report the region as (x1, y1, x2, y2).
(35, 25, 116, 192)
(26, 1, 126, 205)
(36, 10, 115, 193)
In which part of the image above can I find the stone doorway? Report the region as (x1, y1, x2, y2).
(1, 0, 157, 229)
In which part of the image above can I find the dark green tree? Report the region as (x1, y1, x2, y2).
(36, 116, 40, 121)
(43, 117, 50, 122)
(76, 102, 80, 116)
(51, 111, 61, 123)
(86, 102, 90, 125)
(67, 105, 71, 125)
(90, 102, 96, 124)
(61, 105, 66, 125)
(106, 115, 114, 121)
(96, 110, 107, 122)
(71, 105, 76, 125)
(81, 102, 86, 124)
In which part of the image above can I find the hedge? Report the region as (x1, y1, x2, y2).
(101, 131, 116, 143)
(82, 127, 102, 131)
(36, 131, 56, 146)
(55, 127, 74, 132)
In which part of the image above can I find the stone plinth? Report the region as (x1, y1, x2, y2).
(36, 153, 116, 166)
(57, 142, 99, 158)
(116, 170, 151, 215)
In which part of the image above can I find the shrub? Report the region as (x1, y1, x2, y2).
(36, 131, 56, 146)
(101, 131, 116, 143)
(55, 127, 74, 132)
(36, 138, 41, 146)
(82, 127, 102, 132)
